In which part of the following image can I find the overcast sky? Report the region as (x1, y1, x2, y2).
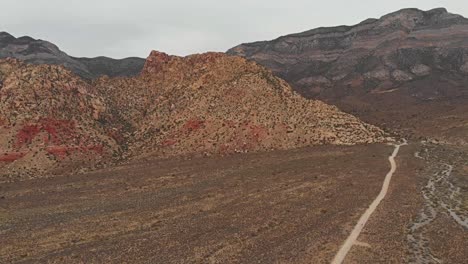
(2, 0, 468, 58)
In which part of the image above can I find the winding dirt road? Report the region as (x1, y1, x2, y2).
(332, 140, 407, 264)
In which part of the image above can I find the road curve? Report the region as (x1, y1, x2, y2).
(331, 139, 407, 264)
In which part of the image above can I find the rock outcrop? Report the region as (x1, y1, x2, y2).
(0, 59, 119, 179)
(0, 32, 145, 79)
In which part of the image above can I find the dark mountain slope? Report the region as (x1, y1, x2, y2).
(228, 8, 468, 142)
(0, 32, 145, 79)
(72, 56, 145, 78)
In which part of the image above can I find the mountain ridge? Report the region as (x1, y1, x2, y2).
(227, 7, 468, 142)
(0, 31, 145, 79)
(230, 8, 468, 50)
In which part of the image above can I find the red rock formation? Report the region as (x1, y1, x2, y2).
(96, 51, 386, 159)
(0, 52, 387, 180)
(0, 59, 118, 179)
(142, 51, 172, 74)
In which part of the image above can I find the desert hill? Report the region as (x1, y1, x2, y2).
(95, 51, 386, 158)
(0, 58, 119, 179)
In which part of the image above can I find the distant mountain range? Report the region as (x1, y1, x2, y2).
(228, 8, 468, 97)
(228, 8, 468, 142)
(0, 32, 145, 79)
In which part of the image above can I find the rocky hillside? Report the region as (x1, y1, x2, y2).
(0, 32, 145, 79)
(0, 59, 119, 180)
(95, 51, 386, 158)
(228, 8, 468, 141)
(0, 52, 386, 180)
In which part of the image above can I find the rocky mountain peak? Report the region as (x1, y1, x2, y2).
(381, 7, 448, 19)
(142, 50, 174, 74)
(142, 51, 227, 75)
(0, 31, 14, 40)
(376, 7, 465, 30)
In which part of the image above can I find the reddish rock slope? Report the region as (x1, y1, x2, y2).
(96, 51, 386, 158)
(1, 52, 386, 179)
(0, 59, 118, 180)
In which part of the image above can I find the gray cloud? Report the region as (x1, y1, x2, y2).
(2, 0, 468, 58)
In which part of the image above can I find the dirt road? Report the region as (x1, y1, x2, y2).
(332, 140, 407, 264)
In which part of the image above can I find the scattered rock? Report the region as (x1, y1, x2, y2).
(411, 64, 432, 77)
(392, 70, 414, 82)
(297, 76, 332, 86)
(364, 69, 390, 81)
(460, 62, 468, 74)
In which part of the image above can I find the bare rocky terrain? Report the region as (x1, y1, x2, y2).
(96, 51, 385, 159)
(228, 8, 468, 143)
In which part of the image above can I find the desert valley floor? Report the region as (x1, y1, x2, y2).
(1, 141, 467, 263)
